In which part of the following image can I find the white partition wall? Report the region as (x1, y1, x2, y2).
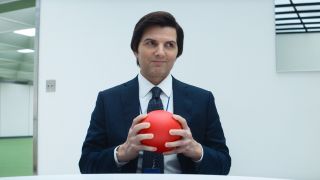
(0, 83, 33, 137)
(38, 0, 320, 179)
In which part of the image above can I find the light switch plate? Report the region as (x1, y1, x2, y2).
(46, 80, 56, 92)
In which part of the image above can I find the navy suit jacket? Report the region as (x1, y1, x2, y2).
(79, 76, 231, 174)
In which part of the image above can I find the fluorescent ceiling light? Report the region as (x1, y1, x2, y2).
(292, 0, 319, 3)
(275, 14, 298, 18)
(308, 28, 320, 31)
(17, 49, 34, 53)
(14, 28, 35, 37)
(305, 24, 320, 27)
(275, 0, 291, 5)
(296, 5, 320, 11)
(303, 19, 320, 23)
(277, 24, 304, 29)
(276, 19, 301, 24)
(277, 29, 306, 32)
(300, 12, 320, 17)
(275, 7, 294, 12)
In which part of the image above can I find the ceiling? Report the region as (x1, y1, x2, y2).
(275, 0, 320, 34)
(0, 0, 35, 83)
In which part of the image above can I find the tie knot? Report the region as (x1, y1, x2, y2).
(151, 87, 162, 99)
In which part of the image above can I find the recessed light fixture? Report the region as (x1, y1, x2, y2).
(14, 28, 35, 37)
(17, 49, 34, 53)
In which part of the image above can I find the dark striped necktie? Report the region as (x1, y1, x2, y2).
(142, 87, 164, 173)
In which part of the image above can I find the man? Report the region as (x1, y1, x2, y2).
(79, 11, 231, 174)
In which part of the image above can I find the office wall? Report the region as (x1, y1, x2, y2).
(0, 83, 33, 137)
(38, 0, 320, 179)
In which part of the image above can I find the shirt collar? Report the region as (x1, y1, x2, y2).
(138, 72, 172, 98)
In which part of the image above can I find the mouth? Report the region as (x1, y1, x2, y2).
(151, 60, 166, 63)
(151, 61, 166, 66)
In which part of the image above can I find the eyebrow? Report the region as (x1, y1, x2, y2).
(143, 38, 155, 42)
(143, 38, 177, 44)
(167, 41, 177, 44)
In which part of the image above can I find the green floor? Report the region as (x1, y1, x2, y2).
(0, 137, 33, 177)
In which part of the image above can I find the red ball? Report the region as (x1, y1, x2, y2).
(139, 110, 182, 153)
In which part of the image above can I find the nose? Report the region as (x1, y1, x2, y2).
(154, 45, 165, 57)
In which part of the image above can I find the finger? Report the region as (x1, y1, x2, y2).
(169, 129, 191, 139)
(172, 114, 189, 129)
(135, 133, 154, 142)
(165, 139, 187, 148)
(131, 122, 150, 135)
(132, 114, 148, 127)
(137, 144, 157, 152)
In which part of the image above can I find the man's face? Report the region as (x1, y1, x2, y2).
(134, 26, 178, 84)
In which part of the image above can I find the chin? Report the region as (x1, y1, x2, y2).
(152, 71, 168, 78)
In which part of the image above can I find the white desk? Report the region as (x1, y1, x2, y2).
(0, 174, 290, 180)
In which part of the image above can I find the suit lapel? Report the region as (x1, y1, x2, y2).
(121, 76, 140, 134)
(119, 76, 140, 172)
(172, 77, 192, 125)
(172, 77, 195, 173)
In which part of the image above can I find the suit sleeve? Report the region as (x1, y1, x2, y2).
(79, 92, 120, 173)
(196, 92, 231, 174)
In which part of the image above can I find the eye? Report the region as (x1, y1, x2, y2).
(145, 40, 157, 47)
(165, 42, 177, 49)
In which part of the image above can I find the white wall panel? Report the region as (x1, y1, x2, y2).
(277, 33, 320, 72)
(0, 83, 33, 137)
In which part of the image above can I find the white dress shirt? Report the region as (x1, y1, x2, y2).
(136, 73, 181, 173)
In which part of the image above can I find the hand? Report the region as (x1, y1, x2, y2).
(116, 114, 156, 162)
(163, 114, 203, 161)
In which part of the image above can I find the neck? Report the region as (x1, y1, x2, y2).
(146, 76, 164, 85)
(140, 72, 167, 85)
